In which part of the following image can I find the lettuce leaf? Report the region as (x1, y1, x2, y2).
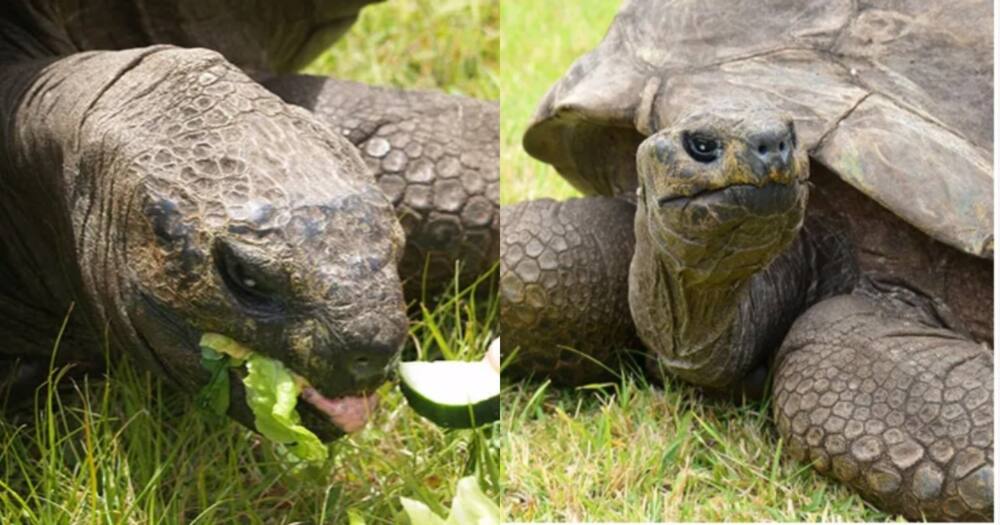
(198, 333, 327, 463)
(244, 353, 328, 462)
(400, 477, 501, 525)
(200, 333, 252, 360)
(196, 346, 233, 416)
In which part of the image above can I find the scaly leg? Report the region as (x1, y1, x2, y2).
(500, 197, 639, 385)
(774, 294, 992, 521)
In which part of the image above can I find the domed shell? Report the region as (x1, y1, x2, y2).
(524, 0, 992, 258)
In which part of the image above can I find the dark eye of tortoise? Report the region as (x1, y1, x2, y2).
(682, 132, 721, 163)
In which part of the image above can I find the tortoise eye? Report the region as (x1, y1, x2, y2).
(683, 133, 721, 163)
(213, 240, 286, 314)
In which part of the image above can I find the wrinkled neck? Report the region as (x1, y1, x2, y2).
(630, 215, 749, 388)
(629, 202, 816, 390)
(0, 57, 83, 309)
(0, 47, 169, 332)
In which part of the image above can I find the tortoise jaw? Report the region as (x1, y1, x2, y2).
(219, 350, 383, 440)
(643, 179, 807, 283)
(656, 180, 805, 216)
(130, 294, 383, 439)
(225, 366, 381, 441)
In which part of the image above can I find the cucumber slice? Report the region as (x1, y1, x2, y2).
(399, 360, 500, 429)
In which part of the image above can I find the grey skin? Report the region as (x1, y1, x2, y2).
(501, 0, 991, 521)
(0, 1, 497, 440)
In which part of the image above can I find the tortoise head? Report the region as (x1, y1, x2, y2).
(116, 99, 407, 440)
(636, 104, 809, 284)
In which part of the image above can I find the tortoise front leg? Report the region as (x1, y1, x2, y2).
(500, 197, 640, 385)
(264, 76, 498, 300)
(774, 294, 992, 521)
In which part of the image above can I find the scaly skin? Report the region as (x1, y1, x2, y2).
(0, 45, 409, 439)
(1, 0, 501, 302)
(631, 106, 992, 520)
(775, 295, 992, 521)
(506, 0, 992, 519)
(265, 76, 499, 299)
(0, 0, 502, 440)
(500, 197, 639, 385)
(629, 106, 811, 389)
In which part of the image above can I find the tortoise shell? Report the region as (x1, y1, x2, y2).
(524, 0, 993, 258)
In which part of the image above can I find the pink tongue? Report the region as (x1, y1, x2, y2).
(300, 388, 379, 433)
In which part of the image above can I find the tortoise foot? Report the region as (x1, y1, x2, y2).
(774, 295, 993, 521)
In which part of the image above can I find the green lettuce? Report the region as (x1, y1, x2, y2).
(243, 353, 328, 462)
(195, 345, 238, 416)
(198, 333, 327, 462)
(400, 477, 502, 525)
(196, 334, 251, 417)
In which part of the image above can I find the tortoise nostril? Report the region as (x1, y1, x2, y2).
(339, 339, 400, 388)
(749, 126, 796, 166)
(329, 323, 406, 391)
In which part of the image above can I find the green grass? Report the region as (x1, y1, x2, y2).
(307, 0, 498, 100)
(1, 276, 498, 524)
(500, 1, 892, 521)
(0, 1, 499, 524)
(499, 2, 616, 204)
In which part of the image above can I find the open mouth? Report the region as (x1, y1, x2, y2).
(299, 387, 379, 434)
(132, 295, 386, 439)
(220, 357, 382, 439)
(135, 294, 390, 441)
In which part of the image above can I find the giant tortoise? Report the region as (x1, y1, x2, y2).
(501, 0, 992, 520)
(0, 1, 498, 441)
